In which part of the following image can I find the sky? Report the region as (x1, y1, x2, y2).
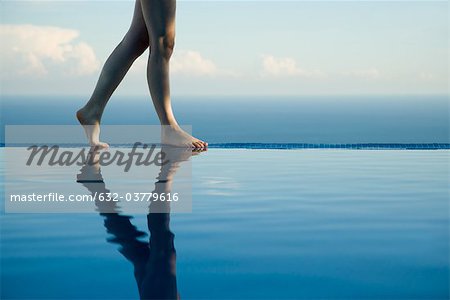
(0, 0, 448, 97)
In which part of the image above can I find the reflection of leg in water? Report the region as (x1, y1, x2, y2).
(76, 146, 119, 213)
(77, 149, 150, 291)
(76, 146, 202, 299)
(104, 214, 150, 296)
(140, 212, 177, 299)
(140, 147, 195, 299)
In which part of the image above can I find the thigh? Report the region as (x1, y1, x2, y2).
(124, 0, 149, 46)
(140, 0, 176, 40)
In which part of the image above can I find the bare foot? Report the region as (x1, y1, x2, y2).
(161, 125, 207, 149)
(76, 107, 109, 149)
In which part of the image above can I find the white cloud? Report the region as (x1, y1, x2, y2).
(0, 24, 100, 78)
(418, 72, 435, 81)
(171, 50, 218, 76)
(342, 68, 381, 79)
(129, 49, 235, 78)
(260, 54, 324, 78)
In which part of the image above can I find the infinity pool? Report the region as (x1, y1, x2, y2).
(1, 149, 449, 299)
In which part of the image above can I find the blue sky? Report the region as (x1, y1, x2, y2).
(0, 1, 448, 96)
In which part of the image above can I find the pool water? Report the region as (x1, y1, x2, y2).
(1, 149, 449, 299)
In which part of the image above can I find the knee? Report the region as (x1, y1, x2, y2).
(154, 35, 175, 60)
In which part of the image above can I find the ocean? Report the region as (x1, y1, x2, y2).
(1, 95, 449, 144)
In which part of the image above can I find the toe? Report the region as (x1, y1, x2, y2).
(197, 141, 206, 149)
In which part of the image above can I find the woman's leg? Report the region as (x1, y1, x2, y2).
(77, 0, 149, 148)
(140, 0, 207, 149)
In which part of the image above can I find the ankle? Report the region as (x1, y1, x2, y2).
(80, 104, 103, 120)
(160, 117, 179, 128)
